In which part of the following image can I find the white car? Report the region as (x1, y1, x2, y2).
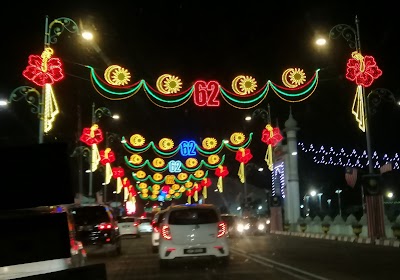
(135, 217, 153, 233)
(117, 216, 140, 238)
(151, 209, 168, 253)
(158, 204, 229, 268)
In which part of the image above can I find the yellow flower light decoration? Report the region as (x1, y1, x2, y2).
(104, 65, 131, 86)
(130, 134, 146, 147)
(202, 137, 218, 150)
(281, 68, 306, 88)
(153, 173, 163, 181)
(129, 154, 143, 165)
(158, 138, 174, 150)
(185, 181, 193, 189)
(230, 132, 246, 145)
(177, 173, 188, 181)
(156, 74, 183, 94)
(185, 158, 198, 168)
(194, 170, 205, 178)
(138, 182, 148, 189)
(207, 154, 220, 165)
(232, 75, 257, 95)
(152, 158, 165, 168)
(135, 170, 146, 179)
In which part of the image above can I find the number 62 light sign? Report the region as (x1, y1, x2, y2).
(193, 80, 220, 107)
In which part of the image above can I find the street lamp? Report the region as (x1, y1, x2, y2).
(9, 16, 80, 144)
(329, 16, 391, 239)
(335, 189, 343, 217)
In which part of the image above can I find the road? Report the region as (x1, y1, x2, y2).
(86, 233, 400, 280)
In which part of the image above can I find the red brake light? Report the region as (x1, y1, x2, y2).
(153, 226, 160, 233)
(217, 221, 227, 238)
(133, 222, 139, 227)
(99, 223, 112, 230)
(161, 225, 172, 240)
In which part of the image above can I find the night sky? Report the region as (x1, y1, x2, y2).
(1, 1, 399, 211)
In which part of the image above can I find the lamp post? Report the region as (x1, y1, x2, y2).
(9, 16, 79, 144)
(329, 16, 390, 239)
(90, 103, 119, 200)
(335, 189, 343, 217)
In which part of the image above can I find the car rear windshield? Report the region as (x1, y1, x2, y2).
(138, 218, 151, 224)
(71, 206, 110, 225)
(119, 217, 135, 223)
(221, 216, 236, 225)
(168, 208, 219, 225)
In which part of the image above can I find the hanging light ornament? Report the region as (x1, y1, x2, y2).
(261, 124, 283, 171)
(214, 165, 229, 192)
(186, 189, 194, 204)
(80, 124, 104, 172)
(345, 51, 382, 132)
(112, 167, 125, 194)
(122, 177, 131, 201)
(99, 148, 116, 185)
(200, 178, 212, 199)
(235, 148, 253, 183)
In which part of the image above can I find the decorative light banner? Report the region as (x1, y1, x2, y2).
(88, 65, 320, 109)
(345, 51, 382, 132)
(298, 142, 399, 170)
(272, 161, 286, 198)
(122, 132, 253, 157)
(21, 47, 64, 132)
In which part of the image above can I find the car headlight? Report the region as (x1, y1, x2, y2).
(244, 223, 250, 230)
(258, 224, 265, 230)
(237, 224, 244, 232)
(266, 219, 271, 225)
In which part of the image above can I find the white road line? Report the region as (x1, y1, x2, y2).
(249, 253, 330, 280)
(230, 248, 330, 280)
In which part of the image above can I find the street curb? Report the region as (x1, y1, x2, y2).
(270, 230, 399, 248)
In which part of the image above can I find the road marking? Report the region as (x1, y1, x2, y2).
(230, 248, 330, 280)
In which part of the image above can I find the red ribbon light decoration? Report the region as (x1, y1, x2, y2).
(261, 124, 283, 171)
(200, 178, 212, 199)
(186, 189, 194, 204)
(112, 167, 125, 194)
(235, 148, 253, 183)
(80, 124, 104, 172)
(100, 148, 115, 185)
(345, 51, 382, 132)
(215, 165, 229, 193)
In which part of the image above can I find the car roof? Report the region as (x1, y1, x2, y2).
(168, 204, 217, 210)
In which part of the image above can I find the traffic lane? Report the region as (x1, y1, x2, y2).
(230, 234, 400, 280)
(86, 235, 303, 280)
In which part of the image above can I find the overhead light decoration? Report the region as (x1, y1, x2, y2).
(112, 167, 125, 194)
(215, 165, 229, 192)
(261, 124, 283, 171)
(235, 148, 253, 183)
(104, 65, 131, 86)
(99, 148, 116, 185)
(156, 74, 183, 94)
(231, 75, 258, 95)
(80, 124, 104, 172)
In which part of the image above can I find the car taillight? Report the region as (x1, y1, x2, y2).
(217, 221, 227, 238)
(133, 222, 139, 227)
(99, 223, 112, 230)
(161, 225, 172, 240)
(153, 226, 160, 233)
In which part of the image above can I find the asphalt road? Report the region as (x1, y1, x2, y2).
(86, 233, 400, 280)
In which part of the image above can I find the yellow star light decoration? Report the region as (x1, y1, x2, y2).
(104, 65, 131, 86)
(232, 75, 257, 95)
(282, 68, 306, 88)
(156, 74, 183, 94)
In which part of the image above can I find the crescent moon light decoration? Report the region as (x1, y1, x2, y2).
(156, 74, 183, 94)
(231, 75, 258, 95)
(281, 68, 306, 88)
(104, 65, 131, 86)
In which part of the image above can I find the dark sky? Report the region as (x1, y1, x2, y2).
(1, 1, 399, 202)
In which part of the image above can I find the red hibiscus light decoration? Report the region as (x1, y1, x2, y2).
(345, 51, 382, 132)
(80, 124, 104, 172)
(215, 165, 229, 193)
(112, 167, 125, 194)
(100, 148, 116, 185)
(200, 178, 212, 199)
(235, 148, 253, 183)
(22, 47, 64, 87)
(261, 124, 283, 171)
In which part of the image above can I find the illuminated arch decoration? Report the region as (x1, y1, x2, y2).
(22, 47, 64, 133)
(121, 132, 253, 157)
(132, 170, 209, 184)
(88, 66, 320, 108)
(261, 124, 283, 171)
(99, 148, 116, 185)
(298, 142, 400, 170)
(345, 51, 382, 132)
(80, 124, 104, 172)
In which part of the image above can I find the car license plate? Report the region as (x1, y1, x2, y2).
(122, 225, 130, 228)
(184, 248, 206, 254)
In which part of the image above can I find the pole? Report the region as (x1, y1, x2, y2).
(337, 190, 342, 217)
(88, 102, 95, 198)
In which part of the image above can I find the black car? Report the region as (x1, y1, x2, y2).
(70, 204, 122, 255)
